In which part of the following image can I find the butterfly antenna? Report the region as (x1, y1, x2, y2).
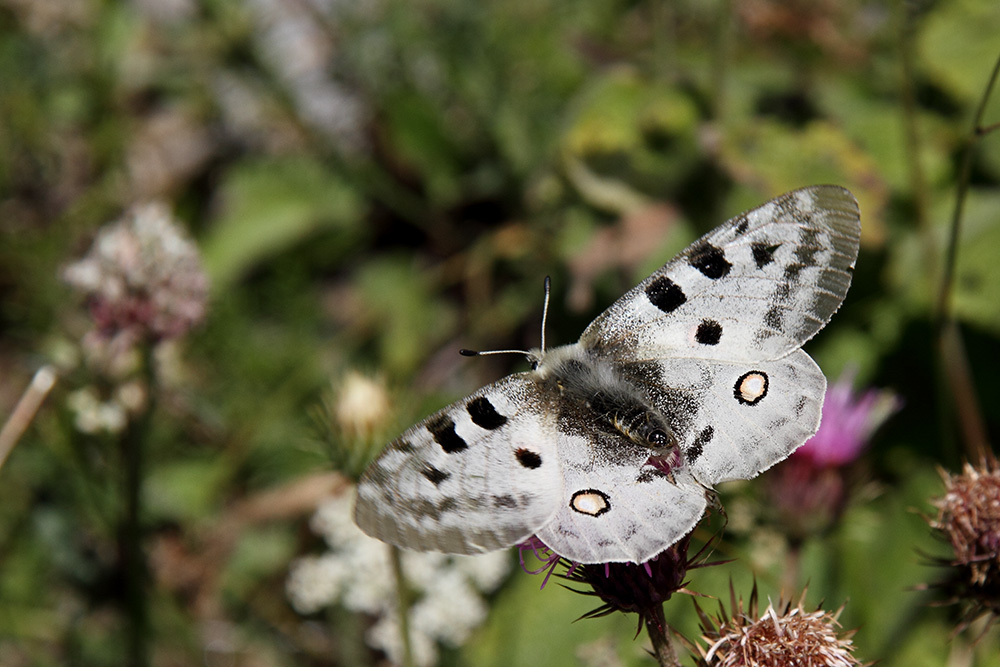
(540, 275, 551, 355)
(458, 347, 530, 357)
(458, 276, 552, 362)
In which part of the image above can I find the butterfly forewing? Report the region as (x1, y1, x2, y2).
(580, 186, 860, 363)
(354, 375, 563, 555)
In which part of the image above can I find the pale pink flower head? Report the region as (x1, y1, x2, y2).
(794, 369, 901, 468)
(63, 202, 209, 343)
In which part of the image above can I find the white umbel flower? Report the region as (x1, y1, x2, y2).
(287, 493, 510, 666)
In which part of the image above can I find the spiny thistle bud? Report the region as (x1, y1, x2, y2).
(696, 586, 862, 667)
(927, 459, 1000, 631)
(519, 531, 719, 632)
(63, 202, 208, 343)
(566, 533, 697, 623)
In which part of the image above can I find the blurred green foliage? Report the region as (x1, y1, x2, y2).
(1, 0, 999, 664)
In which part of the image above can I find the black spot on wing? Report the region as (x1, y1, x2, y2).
(493, 494, 518, 509)
(421, 463, 450, 486)
(688, 243, 732, 279)
(427, 415, 467, 453)
(784, 263, 805, 282)
(695, 319, 722, 345)
(467, 396, 507, 430)
(735, 218, 749, 235)
(764, 306, 782, 330)
(795, 396, 808, 417)
(646, 277, 687, 314)
(686, 425, 714, 464)
(515, 448, 542, 469)
(794, 229, 822, 268)
(751, 242, 780, 269)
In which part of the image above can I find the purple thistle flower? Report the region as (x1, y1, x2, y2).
(519, 528, 723, 663)
(518, 536, 576, 589)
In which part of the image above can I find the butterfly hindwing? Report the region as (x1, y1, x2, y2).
(535, 428, 707, 564)
(354, 375, 563, 555)
(580, 185, 860, 363)
(620, 349, 826, 485)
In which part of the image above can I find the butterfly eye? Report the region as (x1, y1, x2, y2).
(647, 429, 673, 448)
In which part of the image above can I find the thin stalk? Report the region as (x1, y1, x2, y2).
(933, 50, 1000, 462)
(934, 50, 1000, 325)
(389, 545, 414, 667)
(781, 539, 803, 598)
(0, 366, 57, 472)
(122, 342, 157, 667)
(646, 604, 681, 667)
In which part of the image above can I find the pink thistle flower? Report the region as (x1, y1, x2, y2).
(794, 369, 901, 467)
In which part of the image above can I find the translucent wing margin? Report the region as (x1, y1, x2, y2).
(580, 186, 861, 363)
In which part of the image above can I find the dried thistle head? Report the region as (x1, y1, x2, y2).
(695, 586, 862, 667)
(927, 459, 1000, 631)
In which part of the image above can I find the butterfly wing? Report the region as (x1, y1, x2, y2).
(620, 349, 825, 485)
(534, 426, 707, 564)
(580, 185, 861, 363)
(354, 374, 563, 555)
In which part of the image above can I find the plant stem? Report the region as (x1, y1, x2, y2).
(389, 545, 414, 667)
(646, 604, 681, 667)
(122, 342, 157, 667)
(933, 50, 1000, 462)
(0, 366, 57, 472)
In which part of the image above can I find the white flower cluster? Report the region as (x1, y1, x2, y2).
(62, 202, 208, 342)
(287, 493, 510, 667)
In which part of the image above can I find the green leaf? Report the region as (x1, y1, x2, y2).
(918, 0, 1000, 107)
(719, 119, 891, 246)
(201, 157, 366, 289)
(465, 567, 645, 667)
(355, 256, 458, 378)
(145, 458, 231, 523)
